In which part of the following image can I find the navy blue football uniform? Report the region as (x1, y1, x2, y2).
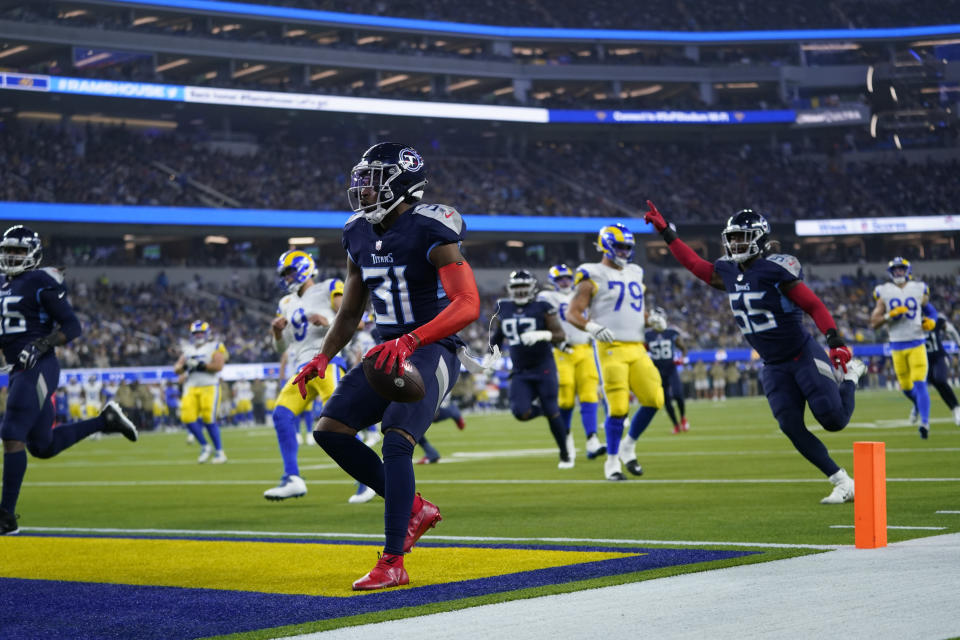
(713, 254, 856, 477)
(924, 319, 959, 411)
(645, 328, 683, 400)
(493, 298, 560, 420)
(320, 203, 465, 441)
(0, 268, 78, 366)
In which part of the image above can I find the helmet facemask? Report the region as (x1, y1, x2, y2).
(507, 272, 537, 305)
(0, 229, 42, 276)
(348, 163, 425, 225)
(722, 228, 765, 263)
(888, 266, 908, 285)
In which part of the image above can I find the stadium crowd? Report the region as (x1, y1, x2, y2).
(4, 124, 960, 221)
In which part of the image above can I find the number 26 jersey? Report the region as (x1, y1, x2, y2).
(574, 262, 647, 342)
(713, 253, 808, 364)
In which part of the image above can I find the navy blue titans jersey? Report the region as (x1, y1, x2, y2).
(342, 203, 465, 348)
(645, 328, 681, 371)
(926, 319, 959, 362)
(494, 298, 556, 371)
(0, 267, 80, 365)
(714, 254, 810, 364)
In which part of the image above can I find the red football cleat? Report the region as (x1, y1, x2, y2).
(352, 553, 409, 591)
(680, 417, 690, 432)
(672, 424, 681, 434)
(455, 417, 466, 430)
(415, 456, 439, 465)
(404, 493, 441, 553)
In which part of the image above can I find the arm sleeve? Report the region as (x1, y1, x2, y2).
(783, 281, 837, 335)
(922, 303, 938, 321)
(411, 260, 480, 347)
(666, 238, 715, 284)
(39, 288, 82, 343)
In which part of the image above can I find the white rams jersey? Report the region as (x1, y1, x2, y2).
(67, 382, 83, 404)
(264, 379, 279, 398)
(235, 379, 253, 401)
(149, 385, 163, 405)
(82, 380, 102, 404)
(575, 261, 647, 342)
(183, 339, 229, 388)
(276, 278, 343, 370)
(873, 280, 929, 344)
(537, 289, 591, 345)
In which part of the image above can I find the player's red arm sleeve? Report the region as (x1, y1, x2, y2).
(411, 261, 480, 347)
(784, 281, 837, 334)
(667, 238, 715, 284)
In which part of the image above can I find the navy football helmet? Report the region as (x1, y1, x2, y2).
(507, 269, 537, 305)
(722, 210, 770, 263)
(648, 306, 668, 332)
(347, 142, 427, 224)
(887, 256, 911, 285)
(0, 225, 42, 276)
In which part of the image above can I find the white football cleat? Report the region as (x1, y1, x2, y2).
(197, 445, 213, 464)
(952, 406, 960, 427)
(604, 455, 626, 481)
(211, 450, 227, 464)
(347, 484, 377, 504)
(909, 405, 919, 425)
(843, 358, 866, 385)
(264, 475, 307, 501)
(821, 468, 854, 504)
(585, 434, 606, 459)
(295, 432, 304, 446)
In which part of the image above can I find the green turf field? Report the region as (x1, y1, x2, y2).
(5, 389, 960, 638)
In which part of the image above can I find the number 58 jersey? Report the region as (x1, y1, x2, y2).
(342, 203, 466, 349)
(713, 254, 809, 364)
(574, 262, 647, 342)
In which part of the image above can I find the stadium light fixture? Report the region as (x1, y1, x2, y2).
(132, 16, 159, 25)
(156, 58, 190, 72)
(204, 235, 230, 245)
(447, 79, 480, 91)
(893, 134, 902, 150)
(377, 74, 409, 87)
(506, 240, 524, 247)
(866, 65, 874, 92)
(0, 46, 28, 59)
(285, 29, 306, 37)
(15, 111, 62, 121)
(232, 64, 266, 78)
(74, 52, 112, 67)
(310, 70, 337, 80)
(60, 10, 87, 18)
(870, 114, 878, 137)
(288, 236, 315, 245)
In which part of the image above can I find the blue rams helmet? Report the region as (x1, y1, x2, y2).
(548, 264, 575, 293)
(887, 256, 912, 284)
(189, 320, 210, 344)
(0, 225, 42, 276)
(507, 269, 538, 305)
(277, 249, 316, 294)
(722, 210, 770, 263)
(596, 223, 634, 268)
(347, 142, 427, 225)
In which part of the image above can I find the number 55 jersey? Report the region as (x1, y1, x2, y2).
(573, 261, 647, 342)
(713, 253, 809, 363)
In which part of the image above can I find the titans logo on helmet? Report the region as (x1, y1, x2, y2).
(399, 148, 424, 172)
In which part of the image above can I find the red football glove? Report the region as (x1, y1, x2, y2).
(644, 200, 668, 232)
(365, 333, 419, 375)
(829, 345, 852, 373)
(293, 353, 329, 399)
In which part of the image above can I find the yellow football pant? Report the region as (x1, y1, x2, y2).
(596, 342, 664, 416)
(180, 385, 220, 424)
(274, 362, 342, 415)
(891, 344, 928, 391)
(554, 343, 600, 409)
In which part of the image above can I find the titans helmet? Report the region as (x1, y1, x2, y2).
(648, 306, 668, 332)
(596, 223, 634, 268)
(277, 249, 316, 294)
(887, 256, 912, 284)
(507, 269, 537, 305)
(548, 264, 575, 293)
(0, 225, 42, 276)
(347, 142, 427, 224)
(722, 210, 770, 263)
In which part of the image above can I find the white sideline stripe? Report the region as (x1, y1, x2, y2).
(18, 526, 842, 550)
(829, 525, 947, 530)
(937, 510, 960, 514)
(23, 477, 960, 487)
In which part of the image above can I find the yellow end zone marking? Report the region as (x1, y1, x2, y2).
(0, 537, 637, 597)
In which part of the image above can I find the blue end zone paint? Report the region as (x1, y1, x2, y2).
(0, 537, 755, 639)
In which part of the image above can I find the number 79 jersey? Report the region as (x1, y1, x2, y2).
(342, 202, 465, 347)
(713, 254, 808, 364)
(574, 262, 647, 342)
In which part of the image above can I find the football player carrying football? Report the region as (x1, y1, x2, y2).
(567, 224, 664, 481)
(0, 225, 138, 535)
(492, 270, 572, 468)
(537, 264, 605, 459)
(293, 143, 480, 591)
(870, 257, 937, 439)
(645, 202, 865, 504)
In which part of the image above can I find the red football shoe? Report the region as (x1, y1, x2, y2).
(403, 493, 441, 553)
(455, 417, 466, 430)
(672, 424, 681, 434)
(680, 417, 690, 432)
(352, 553, 409, 591)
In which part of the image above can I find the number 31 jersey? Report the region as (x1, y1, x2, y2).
(342, 203, 465, 349)
(574, 262, 646, 342)
(713, 253, 808, 364)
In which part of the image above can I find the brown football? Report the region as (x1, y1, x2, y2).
(362, 356, 426, 403)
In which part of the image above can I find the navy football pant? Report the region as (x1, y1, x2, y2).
(760, 339, 856, 477)
(509, 368, 560, 419)
(928, 355, 959, 410)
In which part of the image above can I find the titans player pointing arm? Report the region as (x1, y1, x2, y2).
(292, 143, 480, 591)
(645, 202, 865, 504)
(0, 226, 138, 535)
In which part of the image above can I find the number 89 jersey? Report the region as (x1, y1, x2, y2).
(713, 254, 808, 364)
(342, 203, 465, 348)
(873, 280, 928, 346)
(575, 262, 647, 342)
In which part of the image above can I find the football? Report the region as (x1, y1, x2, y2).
(362, 356, 426, 403)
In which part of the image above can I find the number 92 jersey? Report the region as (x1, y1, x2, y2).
(713, 253, 807, 364)
(574, 262, 647, 342)
(342, 203, 465, 348)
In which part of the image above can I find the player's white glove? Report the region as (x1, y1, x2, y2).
(520, 330, 553, 346)
(585, 321, 615, 343)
